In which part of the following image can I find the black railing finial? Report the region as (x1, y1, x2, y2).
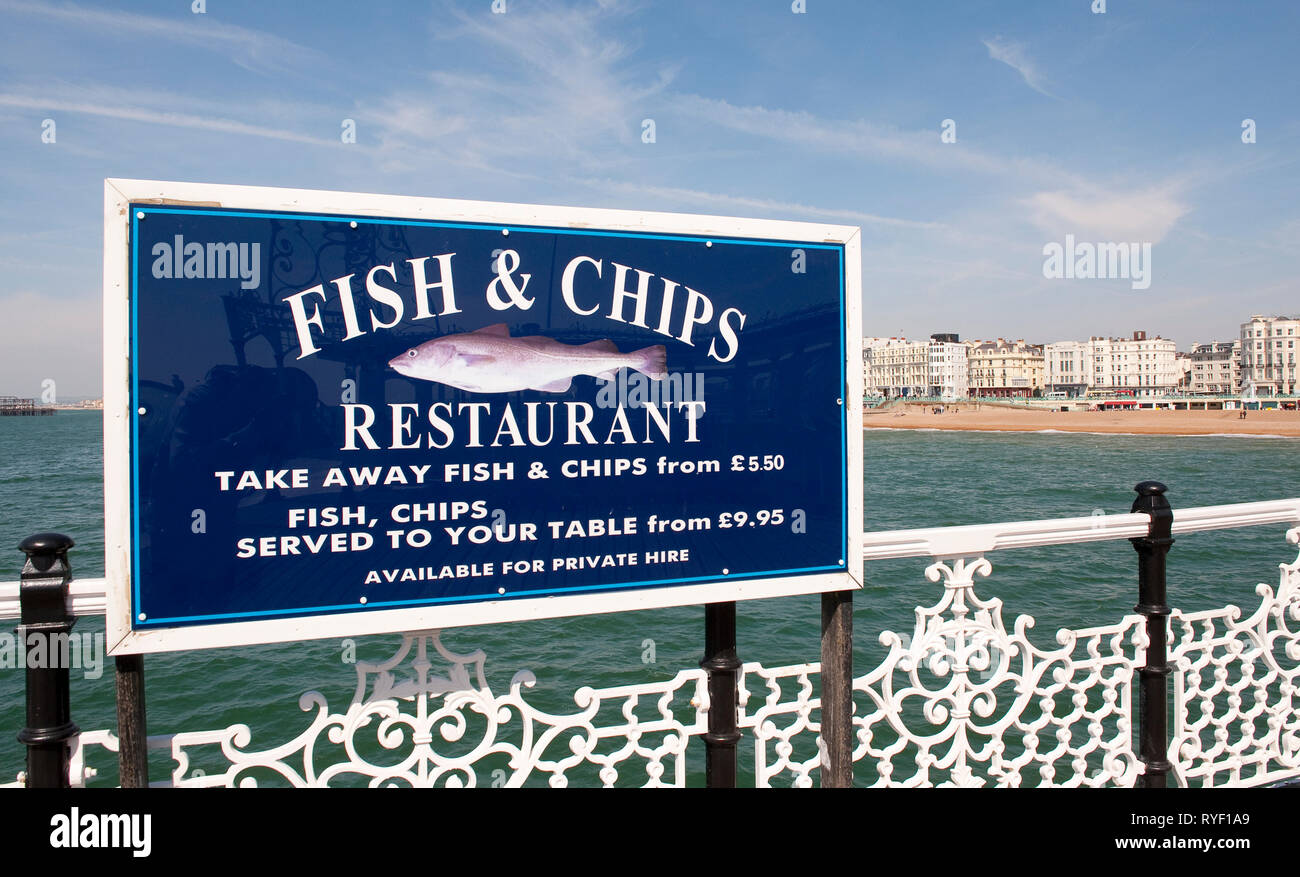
(16, 532, 79, 788)
(1131, 483, 1174, 788)
(701, 602, 741, 787)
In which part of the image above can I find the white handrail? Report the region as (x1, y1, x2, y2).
(3, 497, 1298, 620)
(863, 498, 1300, 560)
(1169, 498, 1300, 534)
(862, 511, 1152, 560)
(0, 577, 107, 621)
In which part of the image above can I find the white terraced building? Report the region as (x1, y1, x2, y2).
(1044, 341, 1091, 397)
(864, 335, 969, 399)
(1043, 332, 1179, 398)
(863, 337, 928, 398)
(925, 334, 969, 400)
(1044, 332, 1180, 397)
(1239, 315, 1299, 396)
(1188, 340, 1240, 395)
(1091, 333, 1179, 397)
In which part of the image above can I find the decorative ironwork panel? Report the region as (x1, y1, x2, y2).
(851, 557, 1147, 787)
(1169, 526, 1300, 787)
(740, 661, 823, 788)
(64, 632, 707, 788)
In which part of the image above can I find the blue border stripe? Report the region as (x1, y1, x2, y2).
(139, 564, 846, 625)
(133, 206, 844, 250)
(130, 211, 141, 617)
(840, 247, 848, 566)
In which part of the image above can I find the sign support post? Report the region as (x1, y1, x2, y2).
(820, 589, 854, 787)
(115, 654, 149, 787)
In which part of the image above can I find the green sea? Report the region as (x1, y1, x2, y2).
(1, 411, 1296, 786)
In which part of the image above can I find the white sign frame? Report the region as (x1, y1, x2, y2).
(103, 178, 863, 655)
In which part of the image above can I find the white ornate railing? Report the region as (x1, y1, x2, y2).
(4, 498, 1299, 788)
(852, 557, 1147, 788)
(1167, 525, 1300, 787)
(147, 632, 707, 788)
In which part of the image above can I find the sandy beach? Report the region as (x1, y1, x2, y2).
(864, 403, 1300, 437)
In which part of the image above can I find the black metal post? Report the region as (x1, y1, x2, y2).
(701, 601, 740, 788)
(1131, 481, 1174, 788)
(16, 533, 79, 788)
(820, 590, 854, 787)
(116, 654, 149, 787)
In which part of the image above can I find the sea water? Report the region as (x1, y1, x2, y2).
(1, 412, 1295, 785)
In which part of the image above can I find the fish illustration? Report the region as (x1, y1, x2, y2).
(388, 323, 668, 393)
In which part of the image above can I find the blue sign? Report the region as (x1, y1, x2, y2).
(124, 199, 849, 637)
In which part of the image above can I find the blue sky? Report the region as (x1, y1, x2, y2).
(1, 0, 1296, 397)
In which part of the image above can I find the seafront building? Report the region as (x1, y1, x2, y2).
(864, 318, 1295, 402)
(1087, 332, 1180, 397)
(1188, 340, 1240, 395)
(1239, 315, 1299, 396)
(1044, 332, 1179, 398)
(863, 335, 969, 399)
(925, 333, 970, 400)
(1044, 341, 1091, 397)
(1175, 352, 1193, 393)
(863, 337, 928, 398)
(967, 339, 1044, 398)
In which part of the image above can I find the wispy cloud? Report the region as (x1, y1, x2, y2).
(982, 37, 1056, 99)
(0, 0, 325, 74)
(1021, 187, 1191, 242)
(366, 2, 675, 173)
(570, 177, 943, 229)
(0, 92, 336, 147)
(671, 95, 1199, 247)
(672, 95, 1075, 184)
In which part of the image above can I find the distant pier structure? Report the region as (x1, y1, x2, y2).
(0, 396, 54, 416)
